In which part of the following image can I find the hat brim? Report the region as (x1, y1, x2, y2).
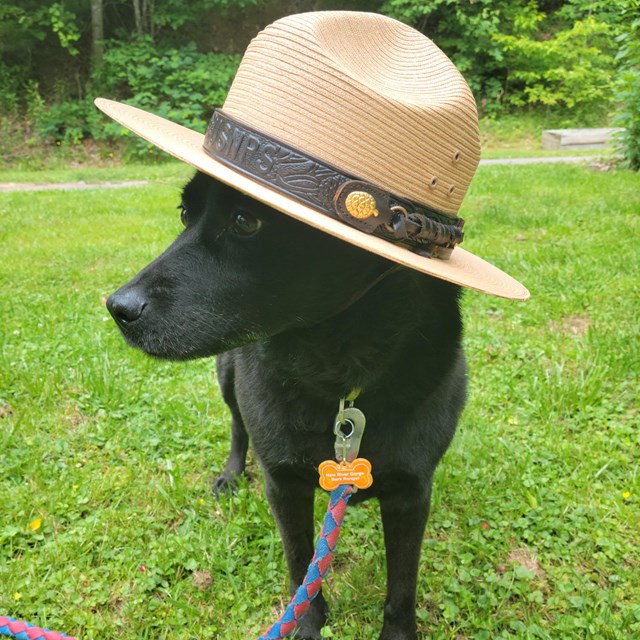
(95, 98, 529, 301)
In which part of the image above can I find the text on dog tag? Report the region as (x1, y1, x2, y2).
(318, 458, 373, 491)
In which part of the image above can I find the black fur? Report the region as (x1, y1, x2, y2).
(107, 171, 467, 639)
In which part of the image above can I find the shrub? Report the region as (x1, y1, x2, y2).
(38, 99, 102, 145)
(381, 0, 623, 117)
(381, 0, 513, 112)
(495, 16, 617, 115)
(34, 38, 240, 154)
(92, 38, 240, 134)
(0, 63, 22, 113)
(613, 1, 640, 170)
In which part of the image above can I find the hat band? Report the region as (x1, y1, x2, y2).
(203, 110, 464, 258)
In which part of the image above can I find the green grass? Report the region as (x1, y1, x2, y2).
(0, 160, 191, 185)
(0, 163, 638, 639)
(478, 112, 619, 159)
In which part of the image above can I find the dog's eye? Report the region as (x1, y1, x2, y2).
(232, 211, 262, 236)
(178, 204, 189, 227)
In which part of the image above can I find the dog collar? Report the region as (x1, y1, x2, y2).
(203, 110, 464, 259)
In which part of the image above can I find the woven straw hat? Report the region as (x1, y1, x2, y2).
(95, 11, 529, 300)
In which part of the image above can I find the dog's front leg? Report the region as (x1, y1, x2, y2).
(378, 485, 432, 640)
(212, 406, 249, 496)
(213, 353, 249, 496)
(265, 471, 327, 639)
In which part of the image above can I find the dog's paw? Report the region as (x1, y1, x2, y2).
(378, 623, 417, 640)
(293, 619, 324, 639)
(292, 595, 328, 639)
(211, 471, 242, 499)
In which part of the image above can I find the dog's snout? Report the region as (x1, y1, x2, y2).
(107, 288, 148, 325)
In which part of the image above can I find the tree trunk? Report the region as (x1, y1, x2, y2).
(133, 0, 154, 38)
(133, 0, 142, 35)
(91, 0, 104, 64)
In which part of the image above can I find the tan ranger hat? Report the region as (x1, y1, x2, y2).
(96, 11, 529, 300)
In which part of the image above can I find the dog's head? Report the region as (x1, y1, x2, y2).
(107, 171, 392, 360)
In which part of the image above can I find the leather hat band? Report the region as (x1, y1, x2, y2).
(203, 110, 464, 259)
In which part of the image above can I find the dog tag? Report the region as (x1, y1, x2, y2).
(334, 407, 366, 463)
(319, 458, 373, 491)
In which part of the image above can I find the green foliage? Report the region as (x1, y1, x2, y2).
(152, 0, 265, 31)
(24, 81, 46, 127)
(613, 1, 640, 170)
(93, 38, 239, 132)
(381, 0, 514, 109)
(90, 38, 239, 154)
(0, 1, 51, 54)
(0, 63, 21, 112)
(0, 2, 50, 112)
(38, 99, 102, 145)
(495, 16, 616, 114)
(33, 38, 239, 151)
(381, 0, 624, 115)
(48, 2, 81, 56)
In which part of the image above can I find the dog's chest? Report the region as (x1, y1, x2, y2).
(243, 401, 335, 469)
(234, 388, 428, 486)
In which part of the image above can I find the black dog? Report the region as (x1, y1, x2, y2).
(107, 170, 466, 640)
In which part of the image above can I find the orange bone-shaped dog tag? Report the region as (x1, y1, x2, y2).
(318, 458, 373, 491)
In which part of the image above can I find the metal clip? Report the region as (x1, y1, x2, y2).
(333, 406, 366, 463)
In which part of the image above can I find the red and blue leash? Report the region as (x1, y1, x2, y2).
(258, 483, 353, 639)
(0, 617, 76, 640)
(1, 484, 353, 640)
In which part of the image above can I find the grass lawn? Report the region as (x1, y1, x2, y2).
(478, 112, 617, 157)
(0, 162, 638, 640)
(0, 161, 193, 186)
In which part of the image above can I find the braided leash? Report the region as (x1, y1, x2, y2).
(2, 396, 364, 640)
(0, 616, 77, 640)
(258, 484, 353, 639)
(0, 485, 353, 640)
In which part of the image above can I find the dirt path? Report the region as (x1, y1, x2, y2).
(0, 180, 148, 193)
(479, 155, 605, 165)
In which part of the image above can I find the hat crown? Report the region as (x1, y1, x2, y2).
(223, 11, 480, 216)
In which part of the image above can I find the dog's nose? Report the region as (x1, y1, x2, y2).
(107, 288, 148, 325)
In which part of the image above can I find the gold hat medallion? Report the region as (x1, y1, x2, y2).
(345, 191, 379, 220)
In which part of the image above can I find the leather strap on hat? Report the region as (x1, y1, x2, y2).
(203, 110, 464, 259)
